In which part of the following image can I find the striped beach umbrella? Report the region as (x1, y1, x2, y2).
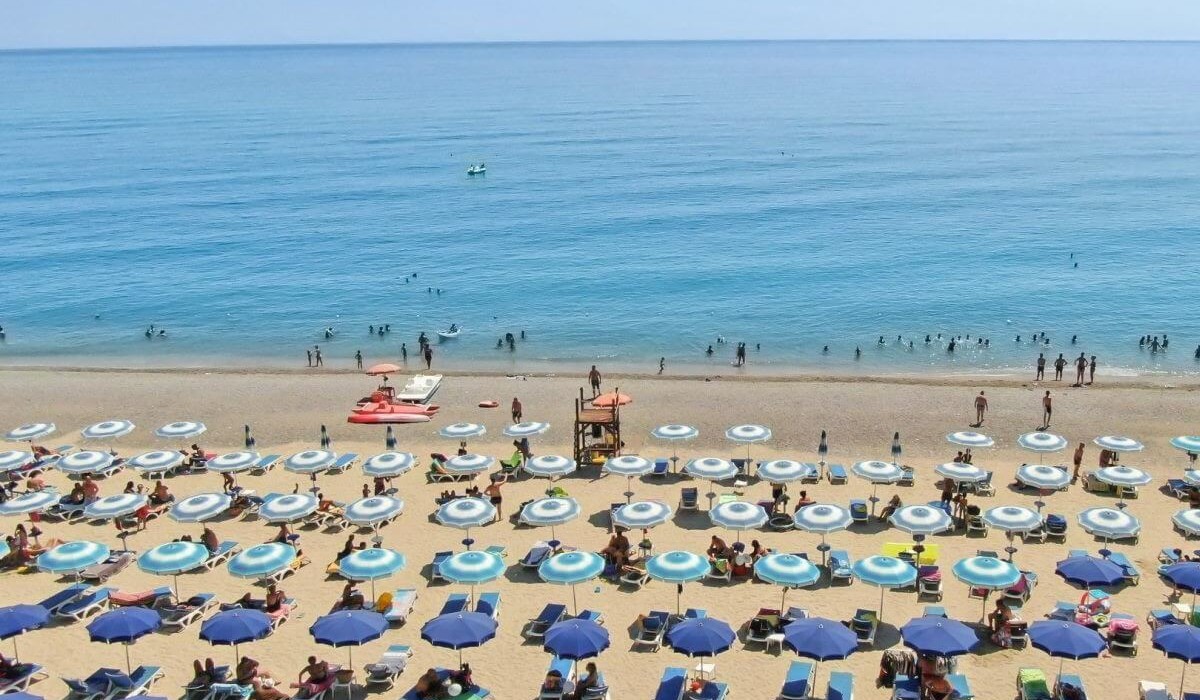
(851, 460, 903, 482)
(384, 425, 396, 450)
(57, 450, 115, 476)
(647, 551, 710, 615)
(445, 454, 495, 475)
(653, 424, 699, 441)
(343, 496, 404, 528)
(362, 452, 416, 478)
(128, 450, 184, 475)
(258, 493, 319, 523)
(1173, 509, 1200, 537)
(207, 451, 260, 474)
(934, 462, 987, 483)
(983, 506, 1042, 533)
(851, 556, 917, 619)
(5, 423, 55, 442)
(0, 490, 61, 516)
(891, 432, 903, 462)
(228, 543, 296, 580)
(319, 425, 332, 450)
(1015, 464, 1070, 491)
(439, 551, 506, 595)
(1095, 465, 1152, 488)
(1094, 435, 1143, 452)
(84, 494, 148, 521)
(684, 457, 737, 481)
(709, 501, 767, 536)
(726, 424, 771, 461)
(1018, 432, 1069, 453)
(754, 552, 820, 608)
(889, 505, 952, 535)
(947, 432, 994, 448)
(1185, 471, 1200, 488)
(80, 420, 135, 442)
(439, 423, 486, 440)
(524, 455, 576, 479)
(283, 450, 336, 475)
(155, 421, 206, 439)
(952, 556, 1021, 616)
(757, 460, 810, 484)
(0, 451, 32, 474)
(519, 497, 581, 529)
(1171, 436, 1200, 453)
(604, 455, 653, 477)
(539, 551, 605, 614)
(435, 497, 496, 544)
(504, 422, 550, 438)
(137, 541, 209, 596)
(1077, 507, 1141, 541)
(168, 493, 231, 523)
(243, 425, 256, 450)
(38, 541, 110, 574)
(612, 500, 672, 530)
(338, 547, 406, 598)
(793, 504, 853, 551)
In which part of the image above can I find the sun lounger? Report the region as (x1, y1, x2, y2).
(898, 466, 914, 486)
(851, 608, 878, 646)
(203, 541, 240, 569)
(827, 464, 848, 484)
(37, 583, 89, 614)
(1166, 479, 1190, 499)
(262, 556, 309, 585)
(777, 660, 812, 700)
(110, 585, 174, 608)
(705, 558, 731, 583)
(827, 671, 853, 700)
(575, 609, 604, 624)
(522, 541, 555, 568)
(1162, 548, 1184, 565)
(438, 593, 469, 616)
(325, 453, 359, 475)
(401, 669, 450, 700)
(160, 593, 217, 629)
(620, 561, 649, 589)
(653, 667, 687, 700)
(695, 680, 728, 700)
(827, 549, 853, 584)
(1106, 552, 1140, 585)
(924, 605, 947, 618)
(1055, 674, 1087, 700)
(203, 682, 253, 700)
(634, 611, 670, 650)
(525, 603, 568, 639)
(56, 587, 113, 621)
(680, 488, 699, 511)
(1108, 624, 1138, 655)
(1004, 571, 1037, 603)
(183, 664, 231, 700)
(475, 591, 501, 620)
(800, 463, 821, 483)
(1140, 681, 1171, 700)
(652, 460, 670, 478)
(381, 588, 417, 625)
(80, 551, 134, 583)
(576, 670, 608, 700)
(891, 676, 920, 700)
(0, 661, 46, 693)
(539, 657, 574, 700)
(363, 644, 412, 690)
(1047, 601, 1076, 621)
(947, 674, 972, 700)
(249, 455, 281, 475)
(430, 551, 452, 582)
(64, 668, 126, 700)
(746, 607, 783, 645)
(1147, 609, 1180, 629)
(1018, 668, 1053, 700)
(109, 665, 163, 698)
(849, 500, 868, 523)
(46, 501, 86, 522)
(685, 608, 707, 619)
(266, 597, 298, 629)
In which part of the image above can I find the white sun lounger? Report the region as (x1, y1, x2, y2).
(383, 589, 418, 625)
(363, 644, 413, 690)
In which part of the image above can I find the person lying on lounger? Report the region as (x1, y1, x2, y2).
(291, 656, 332, 698)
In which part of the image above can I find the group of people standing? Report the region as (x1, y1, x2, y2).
(1034, 352, 1097, 386)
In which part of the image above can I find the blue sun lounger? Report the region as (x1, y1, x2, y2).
(1055, 674, 1087, 700)
(37, 583, 89, 615)
(653, 667, 687, 700)
(828, 671, 854, 700)
(56, 587, 113, 622)
(538, 657, 575, 700)
(250, 454, 281, 475)
(779, 660, 813, 700)
(430, 551, 452, 582)
(849, 500, 868, 523)
(475, 592, 501, 620)
(827, 464, 848, 484)
(438, 593, 468, 615)
(829, 550, 854, 584)
(1105, 552, 1140, 584)
(525, 603, 568, 639)
(64, 668, 125, 700)
(696, 680, 728, 700)
(892, 675, 920, 700)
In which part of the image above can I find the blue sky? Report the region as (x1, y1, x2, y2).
(3, 0, 1198, 49)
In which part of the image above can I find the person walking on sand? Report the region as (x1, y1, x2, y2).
(355, 350, 362, 370)
(1041, 391, 1053, 429)
(423, 344, 433, 370)
(1088, 355, 1097, 384)
(306, 349, 312, 367)
(511, 397, 522, 423)
(314, 347, 323, 367)
(973, 391, 988, 427)
(1053, 353, 1066, 381)
(1072, 442, 1085, 482)
(1036, 353, 1045, 380)
(1074, 353, 1087, 386)
(588, 365, 601, 396)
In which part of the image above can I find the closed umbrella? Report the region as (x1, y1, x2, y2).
(851, 556, 916, 619)
(319, 425, 332, 450)
(200, 609, 272, 663)
(538, 551, 605, 614)
(900, 616, 980, 656)
(86, 607, 161, 672)
(0, 604, 49, 660)
(946, 432, 994, 448)
(612, 501, 672, 530)
(543, 618, 609, 660)
(421, 612, 497, 665)
(362, 452, 415, 478)
(168, 493, 231, 523)
(646, 551, 710, 615)
(337, 548, 406, 599)
(384, 426, 396, 451)
(817, 430, 829, 464)
(891, 432, 902, 464)
(309, 610, 387, 667)
(753, 553, 819, 608)
(1152, 623, 1200, 700)
(243, 425, 256, 450)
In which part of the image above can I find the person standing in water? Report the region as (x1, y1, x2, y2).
(1036, 353, 1045, 380)
(588, 365, 602, 396)
(400, 343, 408, 363)
(1074, 353, 1087, 386)
(423, 344, 433, 370)
(306, 349, 312, 367)
(314, 347, 323, 367)
(355, 350, 362, 370)
(1041, 391, 1053, 429)
(1053, 353, 1066, 381)
(1087, 355, 1097, 385)
(973, 391, 988, 427)
(658, 357, 665, 374)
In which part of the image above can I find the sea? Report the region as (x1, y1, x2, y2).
(2, 41, 1199, 376)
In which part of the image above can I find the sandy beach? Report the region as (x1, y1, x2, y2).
(2, 367, 1199, 700)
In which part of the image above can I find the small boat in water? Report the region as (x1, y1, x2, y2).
(437, 325, 460, 341)
(467, 163, 486, 176)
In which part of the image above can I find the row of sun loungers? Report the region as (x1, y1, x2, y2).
(63, 665, 164, 700)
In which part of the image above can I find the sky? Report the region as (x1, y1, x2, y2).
(3, 0, 1199, 50)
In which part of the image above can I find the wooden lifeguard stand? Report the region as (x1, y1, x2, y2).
(574, 387, 622, 468)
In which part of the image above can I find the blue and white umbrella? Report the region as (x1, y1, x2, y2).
(1016, 464, 1070, 491)
(818, 430, 829, 461)
(0, 450, 32, 474)
(524, 455, 576, 479)
(84, 494, 148, 521)
(947, 431, 994, 448)
(757, 460, 810, 484)
(612, 500, 673, 530)
(57, 450, 115, 476)
(243, 425, 256, 450)
(384, 425, 397, 450)
(1185, 471, 1200, 487)
(684, 457, 737, 481)
(1173, 509, 1200, 537)
(128, 450, 184, 475)
(439, 423, 486, 440)
(1077, 507, 1141, 540)
(653, 424, 699, 441)
(319, 425, 332, 450)
(227, 543, 296, 580)
(362, 452, 416, 478)
(1094, 435, 1143, 452)
(283, 450, 336, 474)
(338, 547, 406, 598)
(726, 424, 771, 443)
(851, 460, 903, 483)
(1171, 436, 1200, 453)
(519, 497, 581, 528)
(1095, 465, 1152, 488)
(155, 421, 206, 439)
(603, 455, 654, 477)
(206, 451, 260, 474)
(852, 556, 917, 618)
(647, 551, 710, 615)
(343, 496, 404, 528)
(0, 490, 61, 516)
(503, 422, 550, 438)
(439, 551, 506, 587)
(952, 555, 1022, 616)
(38, 541, 110, 574)
(793, 504, 852, 539)
(983, 506, 1043, 533)
(1018, 432, 1070, 453)
(258, 493, 319, 523)
(891, 432, 903, 462)
(5, 423, 55, 442)
(889, 505, 952, 535)
(138, 540, 209, 582)
(435, 497, 496, 541)
(169, 493, 231, 523)
(708, 501, 767, 533)
(935, 462, 987, 483)
(444, 454, 495, 475)
(754, 552, 820, 608)
(539, 551, 605, 613)
(80, 420, 135, 442)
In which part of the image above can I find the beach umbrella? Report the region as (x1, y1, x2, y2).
(782, 617, 857, 692)
(793, 504, 852, 561)
(684, 457, 737, 481)
(603, 455, 654, 503)
(651, 424, 699, 467)
(319, 425, 332, 450)
(1054, 555, 1124, 588)
(0, 604, 49, 660)
(1029, 620, 1106, 677)
(851, 556, 916, 618)
(283, 449, 336, 475)
(646, 551, 710, 615)
(612, 501, 673, 530)
(1171, 436, 1200, 453)
(343, 496, 404, 531)
(1160, 563, 1200, 595)
(444, 454, 495, 476)
(818, 430, 829, 463)
(851, 460, 903, 515)
(1173, 510, 1200, 538)
(504, 422, 550, 438)
(667, 617, 736, 657)
(87, 607, 161, 672)
(900, 616, 980, 656)
(726, 424, 771, 462)
(1094, 435, 1143, 452)
(946, 432, 994, 448)
(543, 618, 609, 660)
(200, 609, 272, 663)
(243, 425, 256, 450)
(56, 450, 115, 476)
(1185, 471, 1200, 488)
(1152, 624, 1200, 700)
(137, 541, 209, 597)
(80, 420, 135, 442)
(338, 547, 406, 599)
(366, 363, 401, 377)
(539, 551, 605, 614)
(519, 497, 581, 540)
(753, 553, 820, 608)
(37, 540, 110, 575)
(0, 451, 33, 474)
(1077, 507, 1140, 542)
(0, 541, 8, 560)
(384, 425, 396, 450)
(524, 455, 577, 479)
(435, 497, 496, 546)
(439, 423, 486, 443)
(84, 494, 147, 521)
(890, 432, 902, 464)
(1015, 464, 1070, 491)
(591, 392, 631, 408)
(0, 491, 61, 517)
(1095, 466, 1152, 506)
(421, 612, 497, 665)
(1018, 432, 1069, 453)
(983, 506, 1042, 533)
(168, 493, 231, 523)
(951, 556, 1021, 617)
(439, 551, 505, 587)
(934, 462, 987, 483)
(889, 505, 952, 536)
(227, 543, 296, 580)
(207, 451, 260, 474)
(757, 460, 810, 484)
(309, 610, 388, 667)
(362, 451, 416, 478)
(258, 493, 318, 524)
(708, 501, 767, 541)
(155, 421, 206, 440)
(5, 423, 55, 442)
(128, 450, 184, 476)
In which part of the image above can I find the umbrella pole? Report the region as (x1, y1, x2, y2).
(626, 476, 633, 504)
(348, 647, 353, 671)
(370, 579, 377, 601)
(780, 587, 787, 611)
(879, 587, 885, 620)
(572, 585, 579, 616)
(1181, 663, 1188, 700)
(233, 643, 239, 667)
(125, 643, 132, 674)
(11, 636, 18, 662)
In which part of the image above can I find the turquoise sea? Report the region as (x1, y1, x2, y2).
(2, 41, 1199, 374)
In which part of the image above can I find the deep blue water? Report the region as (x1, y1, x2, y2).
(2, 41, 1199, 374)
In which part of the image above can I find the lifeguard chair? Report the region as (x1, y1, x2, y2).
(574, 387, 622, 468)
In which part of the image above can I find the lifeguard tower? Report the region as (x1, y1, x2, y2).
(573, 387, 623, 468)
